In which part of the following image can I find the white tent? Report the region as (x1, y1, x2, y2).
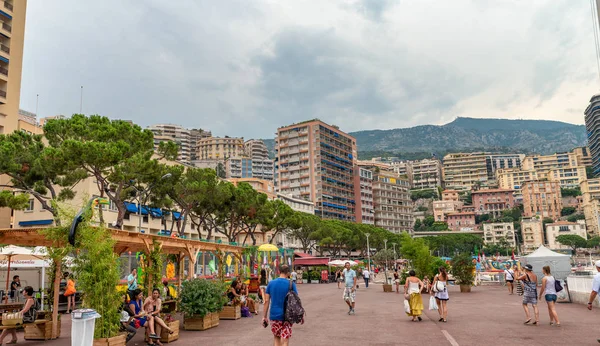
(522, 245, 571, 281)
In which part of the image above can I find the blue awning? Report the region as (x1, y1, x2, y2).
(19, 219, 53, 226)
(0, 10, 12, 20)
(172, 211, 182, 220)
(124, 202, 148, 215)
(150, 208, 162, 218)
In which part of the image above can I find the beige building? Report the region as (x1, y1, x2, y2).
(433, 200, 463, 222)
(227, 178, 276, 200)
(545, 221, 587, 250)
(148, 124, 194, 164)
(276, 120, 357, 221)
(0, 0, 26, 135)
(17, 109, 42, 135)
(225, 157, 252, 179)
(522, 181, 562, 221)
(442, 189, 460, 201)
(196, 136, 244, 161)
(354, 167, 375, 224)
(521, 152, 578, 176)
(411, 159, 443, 190)
(521, 217, 545, 252)
(546, 165, 587, 189)
(496, 167, 539, 203)
(38, 115, 65, 128)
(372, 169, 413, 233)
(483, 222, 516, 247)
(572, 147, 593, 167)
(274, 193, 315, 249)
(442, 152, 488, 191)
(581, 178, 600, 235)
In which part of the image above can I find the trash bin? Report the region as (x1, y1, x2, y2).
(387, 277, 393, 285)
(71, 309, 101, 346)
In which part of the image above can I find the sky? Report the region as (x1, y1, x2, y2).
(19, 0, 600, 139)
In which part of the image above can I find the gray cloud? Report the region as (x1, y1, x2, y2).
(19, 0, 598, 139)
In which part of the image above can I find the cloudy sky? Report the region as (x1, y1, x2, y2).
(20, 0, 599, 138)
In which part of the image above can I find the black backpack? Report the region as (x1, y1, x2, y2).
(554, 278, 563, 293)
(284, 280, 305, 324)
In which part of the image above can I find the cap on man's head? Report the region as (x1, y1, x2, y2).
(524, 264, 533, 271)
(595, 260, 600, 268)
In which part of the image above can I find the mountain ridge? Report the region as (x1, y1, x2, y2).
(261, 117, 587, 158)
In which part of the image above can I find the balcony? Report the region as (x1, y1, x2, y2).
(0, 89, 6, 103)
(1, 21, 10, 33)
(3, 2, 12, 12)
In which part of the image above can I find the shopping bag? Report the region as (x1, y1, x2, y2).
(429, 296, 438, 310)
(403, 299, 410, 314)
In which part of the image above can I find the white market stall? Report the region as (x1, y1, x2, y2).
(522, 245, 571, 281)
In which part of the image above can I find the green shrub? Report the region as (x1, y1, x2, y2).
(179, 279, 227, 317)
(451, 253, 476, 286)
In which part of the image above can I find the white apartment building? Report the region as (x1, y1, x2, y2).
(545, 221, 587, 250)
(546, 166, 587, 189)
(355, 167, 375, 224)
(433, 200, 463, 222)
(581, 178, 600, 235)
(274, 193, 316, 249)
(483, 222, 516, 247)
(521, 217, 545, 253)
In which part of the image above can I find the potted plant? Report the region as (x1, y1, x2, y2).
(451, 253, 476, 293)
(180, 279, 226, 330)
(74, 224, 125, 345)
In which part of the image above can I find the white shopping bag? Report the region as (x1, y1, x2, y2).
(403, 299, 410, 314)
(429, 296, 438, 310)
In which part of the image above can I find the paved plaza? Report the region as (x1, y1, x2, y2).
(13, 281, 600, 346)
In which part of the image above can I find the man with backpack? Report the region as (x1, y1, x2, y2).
(263, 265, 304, 345)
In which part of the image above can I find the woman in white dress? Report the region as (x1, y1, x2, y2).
(432, 267, 449, 323)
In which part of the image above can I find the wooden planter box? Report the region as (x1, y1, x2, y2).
(219, 305, 241, 320)
(383, 284, 393, 292)
(160, 320, 180, 342)
(24, 319, 61, 340)
(211, 311, 220, 327)
(184, 312, 219, 331)
(93, 333, 127, 346)
(460, 285, 472, 293)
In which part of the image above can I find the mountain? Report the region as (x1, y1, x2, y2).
(261, 117, 587, 158)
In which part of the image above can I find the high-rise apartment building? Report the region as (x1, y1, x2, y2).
(226, 157, 252, 179)
(196, 136, 245, 161)
(521, 152, 578, 176)
(354, 167, 374, 224)
(244, 139, 274, 181)
(496, 167, 539, 204)
(580, 178, 600, 235)
(485, 154, 524, 181)
(586, 94, 600, 177)
(148, 124, 194, 164)
(397, 159, 443, 190)
(521, 217, 545, 252)
(546, 166, 587, 189)
(521, 181, 562, 221)
(572, 147, 593, 168)
(371, 169, 413, 233)
(275, 120, 357, 221)
(442, 152, 488, 191)
(0, 0, 26, 135)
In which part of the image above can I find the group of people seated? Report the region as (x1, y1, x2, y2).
(120, 288, 175, 345)
(227, 279, 259, 315)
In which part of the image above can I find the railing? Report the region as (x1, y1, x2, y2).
(3, 2, 11, 11)
(2, 22, 10, 33)
(0, 66, 8, 76)
(0, 90, 6, 98)
(0, 44, 8, 54)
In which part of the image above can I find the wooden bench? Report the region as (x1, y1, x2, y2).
(0, 319, 46, 330)
(24, 319, 61, 340)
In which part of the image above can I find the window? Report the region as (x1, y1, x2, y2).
(26, 199, 34, 211)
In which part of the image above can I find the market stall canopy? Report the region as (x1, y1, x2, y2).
(522, 245, 571, 281)
(328, 259, 359, 267)
(295, 257, 331, 266)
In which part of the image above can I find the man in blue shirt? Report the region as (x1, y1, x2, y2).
(263, 265, 300, 345)
(342, 262, 357, 315)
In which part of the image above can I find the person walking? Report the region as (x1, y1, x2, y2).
(422, 276, 430, 294)
(432, 267, 449, 322)
(342, 262, 357, 315)
(504, 265, 515, 295)
(538, 266, 560, 326)
(65, 273, 76, 313)
(517, 264, 539, 325)
(127, 268, 138, 300)
(404, 270, 424, 322)
(362, 268, 370, 288)
(394, 270, 400, 294)
(259, 266, 268, 304)
(587, 260, 600, 343)
(263, 265, 302, 346)
(336, 269, 342, 289)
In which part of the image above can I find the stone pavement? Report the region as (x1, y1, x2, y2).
(12, 281, 600, 345)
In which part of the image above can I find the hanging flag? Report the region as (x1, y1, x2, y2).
(511, 250, 515, 261)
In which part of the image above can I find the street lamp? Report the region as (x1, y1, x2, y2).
(365, 233, 371, 271)
(392, 242, 397, 271)
(384, 239, 388, 272)
(134, 173, 172, 233)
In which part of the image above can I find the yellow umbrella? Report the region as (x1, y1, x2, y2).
(257, 244, 279, 252)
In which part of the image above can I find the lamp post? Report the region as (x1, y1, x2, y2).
(384, 239, 388, 272)
(392, 242, 397, 271)
(365, 233, 371, 271)
(135, 173, 172, 233)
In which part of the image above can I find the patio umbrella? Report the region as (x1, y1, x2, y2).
(0, 245, 45, 301)
(257, 244, 279, 252)
(328, 260, 347, 267)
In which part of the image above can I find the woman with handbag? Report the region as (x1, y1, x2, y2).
(538, 266, 560, 326)
(432, 267, 449, 322)
(0, 286, 38, 345)
(404, 270, 424, 322)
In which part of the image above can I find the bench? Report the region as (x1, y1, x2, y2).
(24, 319, 61, 340)
(0, 319, 46, 330)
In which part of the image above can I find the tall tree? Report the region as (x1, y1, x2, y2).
(44, 114, 174, 228)
(0, 131, 87, 225)
(288, 213, 320, 253)
(556, 234, 587, 253)
(259, 199, 296, 245)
